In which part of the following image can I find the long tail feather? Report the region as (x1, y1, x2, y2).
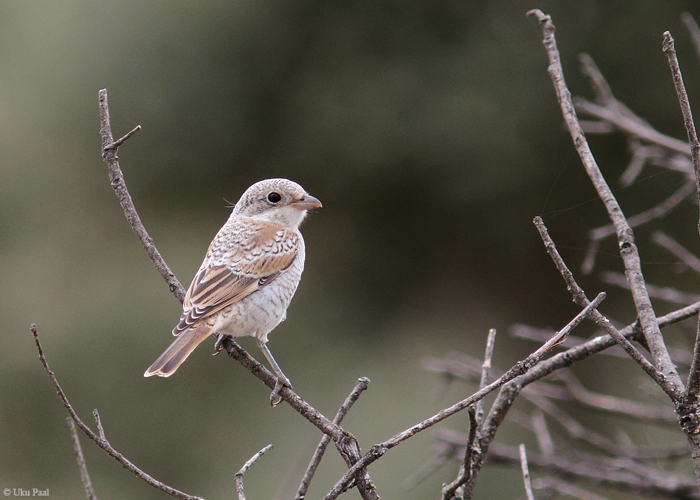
(144, 325, 213, 377)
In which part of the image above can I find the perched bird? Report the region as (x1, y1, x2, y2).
(144, 178, 321, 404)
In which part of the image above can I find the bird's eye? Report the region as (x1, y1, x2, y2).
(267, 192, 282, 203)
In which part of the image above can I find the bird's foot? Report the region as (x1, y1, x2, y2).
(212, 334, 228, 355)
(270, 375, 293, 407)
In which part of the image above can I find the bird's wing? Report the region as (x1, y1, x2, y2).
(174, 219, 299, 335)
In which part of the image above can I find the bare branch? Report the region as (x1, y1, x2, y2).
(32, 325, 204, 500)
(534, 216, 679, 399)
(662, 32, 700, 234)
(98, 89, 186, 302)
(440, 407, 478, 499)
(519, 444, 536, 500)
(67, 417, 98, 500)
(325, 295, 605, 500)
(295, 377, 370, 500)
(235, 445, 273, 500)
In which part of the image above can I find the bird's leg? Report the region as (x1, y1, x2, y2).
(256, 338, 292, 406)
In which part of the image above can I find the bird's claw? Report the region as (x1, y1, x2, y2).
(270, 376, 292, 407)
(212, 334, 227, 356)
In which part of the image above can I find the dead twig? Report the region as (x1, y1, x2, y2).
(534, 216, 679, 399)
(32, 325, 204, 500)
(662, 32, 700, 233)
(295, 377, 370, 500)
(600, 271, 700, 305)
(519, 444, 536, 500)
(326, 294, 605, 500)
(654, 231, 700, 275)
(67, 417, 98, 500)
(581, 182, 695, 275)
(235, 445, 273, 500)
(98, 89, 186, 302)
(441, 329, 496, 499)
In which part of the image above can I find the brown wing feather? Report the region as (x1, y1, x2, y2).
(173, 221, 299, 335)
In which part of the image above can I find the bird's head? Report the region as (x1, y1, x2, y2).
(233, 178, 322, 228)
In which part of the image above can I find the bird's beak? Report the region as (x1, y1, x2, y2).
(290, 194, 322, 210)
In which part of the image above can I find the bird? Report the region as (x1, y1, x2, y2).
(144, 178, 321, 405)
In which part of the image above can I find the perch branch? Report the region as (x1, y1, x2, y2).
(97, 89, 379, 500)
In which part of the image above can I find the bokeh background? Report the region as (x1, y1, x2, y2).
(3, 1, 700, 499)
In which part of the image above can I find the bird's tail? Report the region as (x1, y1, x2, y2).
(144, 325, 213, 377)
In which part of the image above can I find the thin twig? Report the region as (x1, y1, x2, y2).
(600, 271, 700, 305)
(402, 447, 454, 490)
(487, 444, 698, 499)
(682, 12, 700, 67)
(533, 216, 678, 399)
(324, 295, 605, 500)
(532, 477, 614, 500)
(519, 444, 536, 500)
(574, 98, 691, 156)
(31, 325, 204, 500)
(582, 182, 695, 274)
(67, 417, 98, 500)
(440, 407, 478, 499)
(530, 410, 553, 458)
(476, 328, 497, 422)
(295, 377, 370, 500)
(510, 324, 629, 359)
(217, 337, 379, 500)
(235, 445, 273, 500)
(98, 89, 186, 302)
(522, 392, 623, 455)
(93, 410, 106, 442)
(441, 329, 497, 499)
(548, 371, 676, 425)
(653, 231, 700, 274)
(662, 32, 700, 234)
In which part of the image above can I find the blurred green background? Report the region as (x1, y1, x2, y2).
(3, 1, 700, 499)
